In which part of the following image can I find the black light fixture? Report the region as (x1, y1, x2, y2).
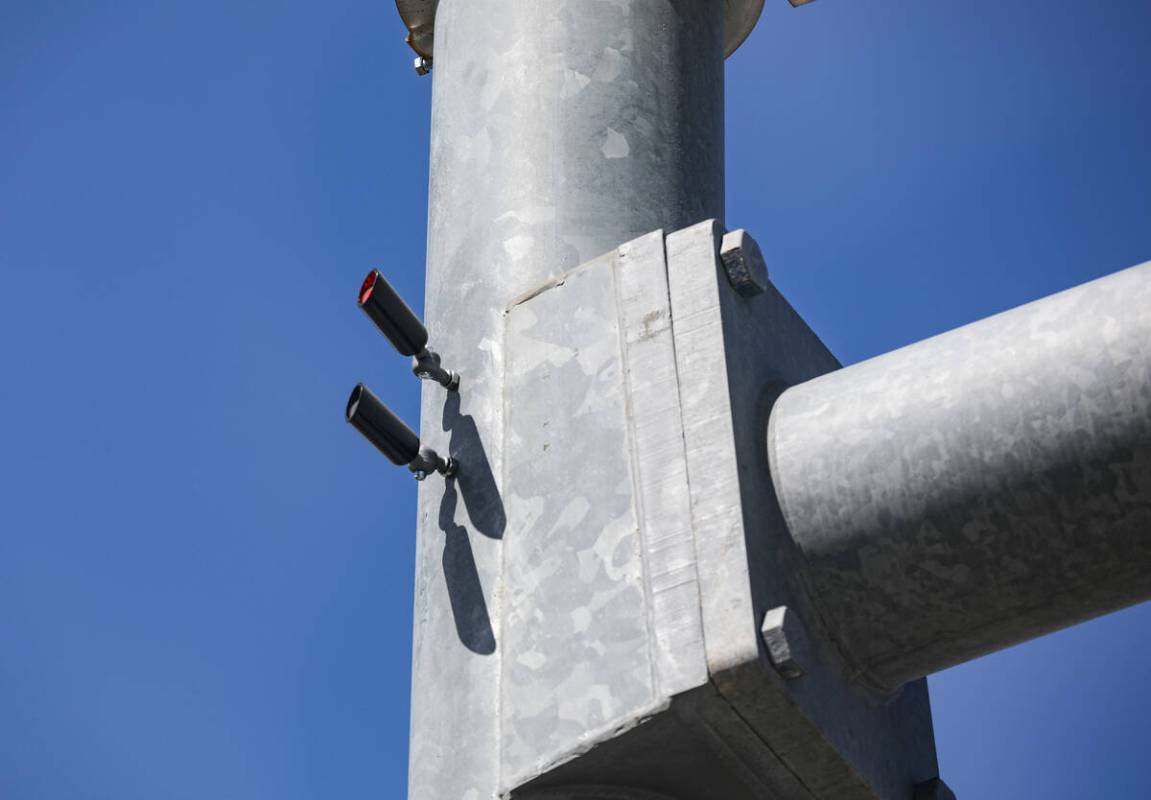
(346, 383, 457, 481)
(358, 269, 460, 391)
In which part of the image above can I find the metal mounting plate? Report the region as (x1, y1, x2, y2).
(496, 222, 941, 800)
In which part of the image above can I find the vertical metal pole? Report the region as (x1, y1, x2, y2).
(427, 0, 725, 295)
(409, 2, 725, 798)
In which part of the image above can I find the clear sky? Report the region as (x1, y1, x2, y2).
(2, 1, 1149, 798)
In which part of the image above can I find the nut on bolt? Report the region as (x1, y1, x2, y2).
(761, 606, 805, 679)
(414, 56, 432, 76)
(720, 229, 769, 297)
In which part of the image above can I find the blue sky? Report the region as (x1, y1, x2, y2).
(2, 1, 1149, 798)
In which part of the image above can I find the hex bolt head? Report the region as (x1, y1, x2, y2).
(914, 778, 957, 800)
(414, 56, 432, 76)
(761, 606, 805, 679)
(720, 229, 769, 297)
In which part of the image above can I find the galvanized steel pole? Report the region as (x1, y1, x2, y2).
(424, 0, 726, 302)
(768, 261, 1151, 692)
(367, 0, 1151, 796)
(408, 3, 731, 798)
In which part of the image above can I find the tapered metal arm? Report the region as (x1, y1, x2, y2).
(768, 261, 1151, 691)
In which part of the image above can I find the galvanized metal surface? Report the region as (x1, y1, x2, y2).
(506, 233, 746, 800)
(502, 247, 663, 785)
(504, 223, 941, 800)
(769, 260, 1151, 691)
(664, 221, 939, 799)
(409, 2, 725, 797)
(394, 0, 766, 61)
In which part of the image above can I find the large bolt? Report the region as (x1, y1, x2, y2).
(720, 229, 769, 297)
(761, 606, 805, 679)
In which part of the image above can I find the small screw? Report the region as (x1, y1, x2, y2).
(412, 470, 428, 481)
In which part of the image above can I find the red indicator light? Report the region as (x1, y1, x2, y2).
(358, 270, 379, 307)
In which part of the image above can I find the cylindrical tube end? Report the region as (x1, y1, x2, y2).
(345, 383, 420, 466)
(357, 269, 429, 357)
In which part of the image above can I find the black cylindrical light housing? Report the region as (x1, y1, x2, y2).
(358, 269, 429, 357)
(345, 383, 420, 465)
